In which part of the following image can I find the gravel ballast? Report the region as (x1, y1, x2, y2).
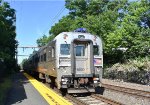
(101, 79, 150, 105)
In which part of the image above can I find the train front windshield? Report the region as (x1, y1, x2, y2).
(60, 44, 100, 56)
(60, 44, 70, 55)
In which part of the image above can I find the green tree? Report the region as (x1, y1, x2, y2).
(37, 0, 150, 64)
(0, 1, 18, 76)
(106, 0, 150, 60)
(50, 15, 74, 36)
(36, 35, 49, 47)
(65, 0, 88, 18)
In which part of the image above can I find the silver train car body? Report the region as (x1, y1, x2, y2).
(24, 31, 103, 93)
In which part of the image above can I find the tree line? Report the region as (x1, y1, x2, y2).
(0, 0, 18, 77)
(37, 0, 150, 64)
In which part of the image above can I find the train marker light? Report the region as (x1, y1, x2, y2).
(93, 78, 99, 81)
(94, 81, 98, 83)
(78, 35, 85, 39)
(93, 36, 97, 41)
(63, 34, 68, 39)
(94, 59, 101, 65)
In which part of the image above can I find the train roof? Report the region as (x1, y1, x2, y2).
(27, 30, 102, 60)
(54, 32, 99, 40)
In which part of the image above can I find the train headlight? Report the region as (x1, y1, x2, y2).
(61, 78, 68, 81)
(93, 78, 99, 81)
(61, 77, 68, 84)
(62, 81, 67, 84)
(94, 81, 98, 83)
(93, 77, 100, 84)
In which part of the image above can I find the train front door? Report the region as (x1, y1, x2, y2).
(72, 40, 93, 77)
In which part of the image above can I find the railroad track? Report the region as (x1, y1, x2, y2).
(66, 94, 123, 105)
(44, 83, 123, 105)
(102, 83, 150, 99)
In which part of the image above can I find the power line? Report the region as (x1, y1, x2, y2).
(18, 46, 40, 48)
(17, 55, 29, 56)
(42, 6, 66, 36)
(17, 46, 40, 52)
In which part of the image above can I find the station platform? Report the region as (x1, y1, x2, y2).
(5, 72, 72, 105)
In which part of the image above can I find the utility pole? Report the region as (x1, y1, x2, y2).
(18, 46, 41, 52)
(17, 55, 29, 56)
(17, 46, 40, 64)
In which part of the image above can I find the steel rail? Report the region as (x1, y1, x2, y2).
(102, 83, 150, 99)
(53, 87, 123, 105)
(65, 94, 88, 105)
(39, 79, 124, 105)
(46, 84, 122, 105)
(91, 94, 123, 105)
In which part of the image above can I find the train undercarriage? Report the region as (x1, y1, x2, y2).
(40, 72, 101, 94)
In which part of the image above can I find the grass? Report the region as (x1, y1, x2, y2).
(0, 76, 12, 105)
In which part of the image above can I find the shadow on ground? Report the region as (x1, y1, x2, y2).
(95, 86, 105, 94)
(5, 72, 29, 105)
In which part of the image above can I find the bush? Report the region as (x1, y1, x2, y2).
(104, 57, 150, 85)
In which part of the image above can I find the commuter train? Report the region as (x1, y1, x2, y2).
(23, 28, 103, 93)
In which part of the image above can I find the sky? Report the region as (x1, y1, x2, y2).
(4, 0, 69, 64)
(4, 0, 136, 64)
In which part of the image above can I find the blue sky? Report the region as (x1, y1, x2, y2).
(5, 0, 69, 64)
(4, 0, 136, 64)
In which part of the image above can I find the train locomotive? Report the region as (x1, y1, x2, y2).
(23, 28, 103, 93)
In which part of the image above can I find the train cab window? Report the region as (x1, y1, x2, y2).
(75, 45, 85, 56)
(60, 44, 70, 55)
(35, 57, 39, 63)
(40, 55, 43, 62)
(40, 55, 42, 62)
(93, 45, 99, 55)
(44, 53, 46, 61)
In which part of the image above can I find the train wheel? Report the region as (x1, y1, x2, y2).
(50, 77, 55, 89)
(60, 88, 67, 96)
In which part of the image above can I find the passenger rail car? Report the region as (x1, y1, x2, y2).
(23, 28, 103, 93)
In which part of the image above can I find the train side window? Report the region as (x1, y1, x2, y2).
(93, 45, 99, 55)
(44, 53, 46, 61)
(52, 47, 55, 57)
(35, 57, 39, 63)
(37, 57, 39, 62)
(40, 55, 43, 62)
(40, 55, 41, 62)
(60, 44, 70, 55)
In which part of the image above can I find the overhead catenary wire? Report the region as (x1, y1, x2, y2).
(42, 5, 66, 36)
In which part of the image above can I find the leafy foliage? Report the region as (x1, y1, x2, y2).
(0, 1, 18, 76)
(104, 57, 150, 85)
(37, 0, 150, 64)
(36, 35, 49, 47)
(50, 15, 74, 36)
